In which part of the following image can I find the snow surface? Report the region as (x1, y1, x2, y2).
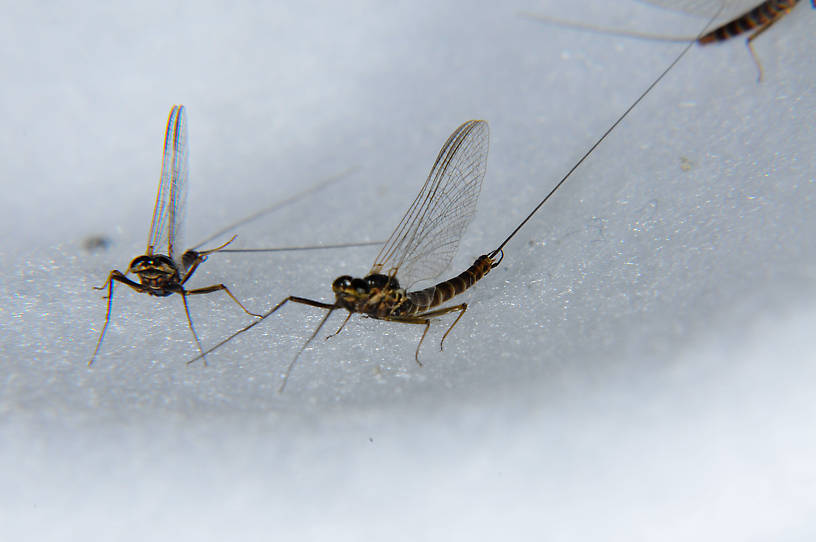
(1, 0, 815, 540)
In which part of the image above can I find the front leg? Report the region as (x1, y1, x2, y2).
(89, 270, 149, 366)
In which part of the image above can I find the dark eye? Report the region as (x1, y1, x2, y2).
(332, 276, 353, 290)
(366, 274, 399, 290)
(351, 278, 368, 294)
(366, 274, 387, 289)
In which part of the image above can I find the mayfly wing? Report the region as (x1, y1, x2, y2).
(146, 104, 189, 263)
(370, 120, 489, 289)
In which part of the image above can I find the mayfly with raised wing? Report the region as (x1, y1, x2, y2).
(521, 0, 812, 81)
(88, 106, 380, 365)
(88, 104, 262, 366)
(190, 10, 720, 391)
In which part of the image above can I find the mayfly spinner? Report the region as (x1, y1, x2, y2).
(522, 0, 812, 81)
(191, 11, 718, 390)
(89, 104, 261, 365)
(192, 119, 494, 390)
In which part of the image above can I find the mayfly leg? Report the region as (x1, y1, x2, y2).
(179, 235, 261, 318)
(383, 303, 470, 364)
(89, 270, 137, 366)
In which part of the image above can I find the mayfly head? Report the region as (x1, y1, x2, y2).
(332, 274, 401, 311)
(127, 254, 179, 290)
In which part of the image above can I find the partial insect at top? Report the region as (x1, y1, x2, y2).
(148, 104, 189, 262)
(522, 0, 812, 81)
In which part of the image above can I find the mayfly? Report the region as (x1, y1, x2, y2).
(191, 11, 720, 390)
(191, 119, 493, 389)
(88, 104, 262, 365)
(521, 0, 813, 81)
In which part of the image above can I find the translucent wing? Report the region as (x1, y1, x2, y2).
(637, 0, 764, 20)
(370, 120, 489, 289)
(146, 104, 189, 263)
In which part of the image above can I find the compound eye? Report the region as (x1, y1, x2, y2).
(366, 274, 387, 289)
(350, 278, 368, 294)
(332, 275, 353, 290)
(129, 256, 148, 271)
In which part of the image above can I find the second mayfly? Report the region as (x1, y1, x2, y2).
(89, 104, 261, 365)
(191, 120, 495, 389)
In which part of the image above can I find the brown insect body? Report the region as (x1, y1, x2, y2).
(405, 254, 496, 313)
(699, 0, 800, 43)
(332, 253, 496, 319)
(332, 273, 405, 316)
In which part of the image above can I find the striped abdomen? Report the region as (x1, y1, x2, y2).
(699, 0, 798, 44)
(406, 254, 495, 313)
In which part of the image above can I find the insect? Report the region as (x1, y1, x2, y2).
(191, 120, 493, 389)
(89, 104, 262, 365)
(521, 0, 813, 81)
(190, 11, 717, 390)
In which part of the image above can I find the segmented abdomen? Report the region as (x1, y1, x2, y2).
(699, 0, 798, 44)
(406, 254, 495, 313)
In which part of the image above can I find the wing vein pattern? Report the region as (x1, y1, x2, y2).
(147, 104, 189, 263)
(370, 120, 489, 289)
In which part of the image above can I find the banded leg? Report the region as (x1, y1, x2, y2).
(89, 270, 148, 366)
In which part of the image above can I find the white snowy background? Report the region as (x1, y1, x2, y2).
(1, 0, 815, 540)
